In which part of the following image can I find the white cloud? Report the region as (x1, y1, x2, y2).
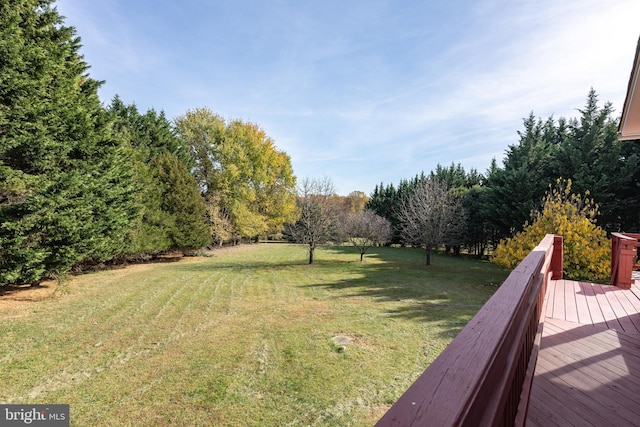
(54, 0, 640, 195)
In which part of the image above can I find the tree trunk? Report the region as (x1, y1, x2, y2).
(309, 245, 314, 264)
(425, 248, 431, 266)
(360, 251, 364, 262)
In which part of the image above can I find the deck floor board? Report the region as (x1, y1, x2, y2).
(574, 281, 592, 324)
(564, 279, 579, 323)
(551, 279, 565, 320)
(614, 287, 640, 334)
(544, 280, 554, 319)
(579, 281, 606, 325)
(526, 280, 640, 426)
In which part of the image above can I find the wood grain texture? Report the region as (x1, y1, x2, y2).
(527, 281, 640, 426)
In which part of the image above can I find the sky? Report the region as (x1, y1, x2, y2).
(55, 0, 640, 196)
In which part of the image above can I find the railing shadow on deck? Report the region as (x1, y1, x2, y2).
(376, 234, 563, 427)
(527, 318, 640, 426)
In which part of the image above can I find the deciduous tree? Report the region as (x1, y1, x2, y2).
(342, 210, 392, 261)
(284, 177, 337, 264)
(175, 109, 297, 242)
(492, 179, 610, 282)
(397, 179, 464, 266)
(342, 191, 369, 213)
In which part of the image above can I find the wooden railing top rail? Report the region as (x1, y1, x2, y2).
(376, 234, 563, 427)
(611, 232, 640, 241)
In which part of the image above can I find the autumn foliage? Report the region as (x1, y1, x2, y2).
(492, 179, 610, 282)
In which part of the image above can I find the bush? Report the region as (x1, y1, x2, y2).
(492, 179, 610, 282)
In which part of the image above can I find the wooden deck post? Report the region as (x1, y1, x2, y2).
(610, 233, 639, 289)
(551, 235, 563, 280)
(611, 234, 619, 284)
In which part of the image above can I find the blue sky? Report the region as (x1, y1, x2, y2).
(56, 0, 640, 195)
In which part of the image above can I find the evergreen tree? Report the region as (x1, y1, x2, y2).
(462, 185, 492, 257)
(151, 153, 209, 251)
(430, 163, 469, 190)
(551, 89, 622, 230)
(483, 90, 638, 239)
(108, 96, 189, 164)
(611, 138, 640, 231)
(483, 166, 537, 238)
(483, 113, 563, 239)
(107, 98, 209, 255)
(366, 182, 403, 244)
(124, 158, 174, 255)
(0, 0, 137, 284)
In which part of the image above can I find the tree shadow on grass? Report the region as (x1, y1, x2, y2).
(165, 244, 508, 340)
(0, 282, 59, 301)
(303, 246, 508, 340)
(172, 259, 302, 272)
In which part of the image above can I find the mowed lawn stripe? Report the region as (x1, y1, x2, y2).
(0, 244, 507, 426)
(2, 273, 184, 400)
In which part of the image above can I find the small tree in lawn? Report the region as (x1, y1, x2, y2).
(343, 210, 392, 261)
(397, 179, 464, 266)
(284, 177, 337, 264)
(492, 179, 610, 282)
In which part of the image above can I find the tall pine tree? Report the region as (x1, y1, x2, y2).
(108, 98, 209, 255)
(151, 152, 209, 251)
(0, 0, 137, 285)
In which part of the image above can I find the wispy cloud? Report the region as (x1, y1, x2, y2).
(55, 0, 640, 194)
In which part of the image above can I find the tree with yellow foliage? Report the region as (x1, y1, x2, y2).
(174, 108, 297, 243)
(492, 179, 610, 282)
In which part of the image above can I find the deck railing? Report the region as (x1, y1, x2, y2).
(610, 232, 640, 289)
(376, 234, 563, 427)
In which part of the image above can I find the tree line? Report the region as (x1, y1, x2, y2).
(0, 1, 299, 285)
(2, 1, 639, 285)
(366, 89, 640, 263)
(0, 0, 391, 285)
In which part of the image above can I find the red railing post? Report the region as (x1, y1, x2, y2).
(551, 235, 563, 280)
(610, 233, 639, 289)
(610, 234, 621, 286)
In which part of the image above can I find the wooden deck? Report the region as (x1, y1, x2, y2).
(526, 280, 640, 426)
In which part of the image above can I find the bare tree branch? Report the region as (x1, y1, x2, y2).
(284, 177, 338, 264)
(342, 209, 392, 261)
(397, 179, 465, 265)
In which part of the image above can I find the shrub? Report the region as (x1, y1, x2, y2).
(492, 179, 610, 282)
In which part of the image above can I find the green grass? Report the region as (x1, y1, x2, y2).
(0, 244, 508, 426)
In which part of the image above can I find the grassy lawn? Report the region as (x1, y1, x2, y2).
(0, 244, 508, 426)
